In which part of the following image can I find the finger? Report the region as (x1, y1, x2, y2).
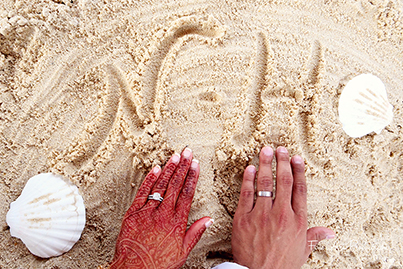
(273, 147, 294, 209)
(162, 147, 193, 208)
(235, 165, 256, 215)
(129, 165, 161, 212)
(305, 227, 336, 256)
(183, 217, 213, 255)
(254, 146, 274, 212)
(291, 155, 307, 217)
(147, 153, 180, 208)
(174, 159, 200, 218)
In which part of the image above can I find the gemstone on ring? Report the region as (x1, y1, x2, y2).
(257, 191, 273, 198)
(148, 193, 163, 202)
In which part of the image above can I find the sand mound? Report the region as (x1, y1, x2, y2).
(1, 0, 402, 268)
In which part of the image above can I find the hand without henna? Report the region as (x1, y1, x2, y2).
(110, 148, 213, 269)
(231, 146, 335, 269)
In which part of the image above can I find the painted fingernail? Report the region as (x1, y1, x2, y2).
(278, 146, 288, 153)
(153, 165, 161, 174)
(293, 155, 303, 164)
(171, 153, 180, 164)
(205, 219, 214, 228)
(183, 147, 192, 159)
(326, 234, 336, 240)
(262, 146, 273, 157)
(191, 159, 199, 169)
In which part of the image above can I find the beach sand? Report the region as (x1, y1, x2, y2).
(1, 0, 402, 268)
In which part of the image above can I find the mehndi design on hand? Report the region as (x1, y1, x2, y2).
(110, 148, 213, 269)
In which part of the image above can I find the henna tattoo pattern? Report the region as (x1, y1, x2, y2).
(110, 150, 211, 269)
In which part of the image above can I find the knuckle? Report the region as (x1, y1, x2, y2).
(163, 193, 175, 205)
(165, 163, 177, 174)
(277, 210, 289, 229)
(278, 174, 293, 187)
(295, 214, 307, 230)
(156, 178, 169, 189)
(292, 163, 305, 174)
(138, 189, 149, 196)
(236, 215, 251, 230)
(258, 210, 271, 226)
(244, 175, 254, 183)
(258, 176, 273, 189)
(181, 187, 192, 198)
(143, 174, 156, 186)
(240, 189, 255, 199)
(171, 174, 183, 186)
(277, 153, 290, 162)
(182, 182, 195, 198)
(293, 181, 307, 195)
(180, 159, 191, 168)
(187, 169, 197, 180)
(261, 156, 273, 165)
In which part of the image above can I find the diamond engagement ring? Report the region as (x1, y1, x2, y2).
(148, 193, 163, 202)
(257, 191, 273, 198)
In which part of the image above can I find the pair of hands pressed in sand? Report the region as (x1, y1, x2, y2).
(110, 146, 335, 269)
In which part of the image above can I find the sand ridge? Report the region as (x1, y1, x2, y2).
(1, 0, 402, 268)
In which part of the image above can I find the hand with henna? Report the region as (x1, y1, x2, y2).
(231, 146, 335, 269)
(110, 148, 213, 269)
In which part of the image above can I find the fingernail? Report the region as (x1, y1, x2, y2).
(278, 147, 288, 153)
(191, 159, 199, 169)
(183, 148, 192, 159)
(326, 234, 336, 240)
(205, 219, 214, 228)
(262, 146, 273, 157)
(171, 153, 180, 164)
(153, 165, 161, 173)
(246, 165, 256, 173)
(293, 155, 303, 164)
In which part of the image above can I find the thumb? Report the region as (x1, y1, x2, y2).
(183, 216, 214, 255)
(305, 226, 335, 256)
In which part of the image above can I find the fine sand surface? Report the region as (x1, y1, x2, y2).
(1, 0, 402, 268)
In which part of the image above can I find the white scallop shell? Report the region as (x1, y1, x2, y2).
(6, 173, 86, 258)
(338, 73, 393, 138)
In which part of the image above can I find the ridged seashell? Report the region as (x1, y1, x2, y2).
(338, 73, 393, 138)
(6, 173, 86, 258)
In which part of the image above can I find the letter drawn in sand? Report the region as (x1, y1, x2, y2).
(215, 37, 327, 217)
(305, 40, 323, 86)
(134, 16, 225, 124)
(64, 64, 122, 167)
(297, 40, 327, 169)
(115, 15, 227, 170)
(48, 63, 126, 184)
(10, 51, 110, 181)
(228, 32, 270, 150)
(214, 32, 281, 217)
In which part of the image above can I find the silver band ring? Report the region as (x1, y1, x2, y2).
(148, 193, 163, 202)
(257, 191, 273, 198)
